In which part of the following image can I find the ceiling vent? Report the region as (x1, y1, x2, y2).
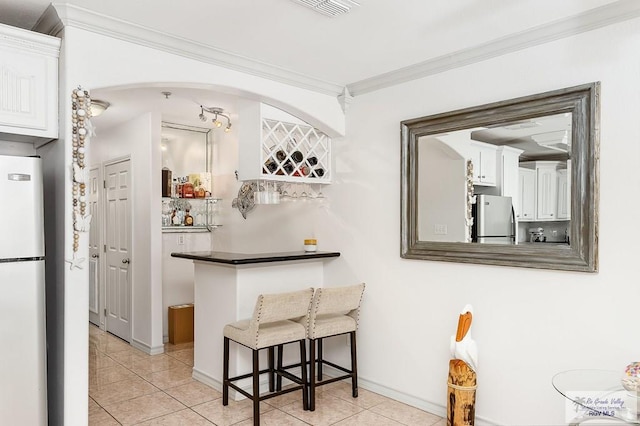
(290, 0, 360, 17)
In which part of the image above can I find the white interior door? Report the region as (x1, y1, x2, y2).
(88, 165, 101, 327)
(104, 159, 131, 342)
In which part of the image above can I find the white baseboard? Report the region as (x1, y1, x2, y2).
(131, 338, 164, 355)
(321, 365, 498, 426)
(192, 362, 500, 425)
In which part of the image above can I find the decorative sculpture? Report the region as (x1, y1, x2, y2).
(447, 304, 478, 426)
(65, 86, 93, 270)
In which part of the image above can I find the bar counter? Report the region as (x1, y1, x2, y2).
(170, 250, 340, 265)
(171, 250, 340, 396)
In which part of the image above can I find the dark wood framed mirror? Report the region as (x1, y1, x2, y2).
(401, 83, 599, 272)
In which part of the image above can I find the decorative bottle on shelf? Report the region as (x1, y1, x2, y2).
(184, 209, 194, 226)
(182, 181, 194, 198)
(171, 209, 181, 226)
(162, 167, 172, 197)
(175, 178, 183, 198)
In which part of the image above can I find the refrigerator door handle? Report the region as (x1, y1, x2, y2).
(511, 205, 517, 243)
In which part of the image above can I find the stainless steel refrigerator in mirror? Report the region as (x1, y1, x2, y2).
(471, 194, 516, 244)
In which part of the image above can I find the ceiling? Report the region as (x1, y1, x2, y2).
(0, 1, 631, 137)
(0, 0, 625, 87)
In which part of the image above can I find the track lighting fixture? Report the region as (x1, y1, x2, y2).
(199, 106, 232, 132)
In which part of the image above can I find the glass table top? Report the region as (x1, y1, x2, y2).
(553, 370, 639, 424)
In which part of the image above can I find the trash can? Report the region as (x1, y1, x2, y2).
(168, 303, 194, 344)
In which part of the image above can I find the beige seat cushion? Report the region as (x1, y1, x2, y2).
(311, 314, 357, 339)
(224, 319, 307, 350)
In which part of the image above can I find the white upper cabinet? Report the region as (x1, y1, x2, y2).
(535, 163, 558, 220)
(469, 141, 497, 186)
(520, 161, 568, 222)
(236, 102, 331, 183)
(518, 167, 536, 221)
(497, 145, 523, 210)
(0, 24, 60, 144)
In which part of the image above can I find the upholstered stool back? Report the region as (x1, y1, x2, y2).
(308, 283, 365, 340)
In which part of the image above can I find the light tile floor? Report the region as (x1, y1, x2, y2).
(89, 325, 445, 425)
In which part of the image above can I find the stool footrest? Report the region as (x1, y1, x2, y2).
(320, 360, 352, 374)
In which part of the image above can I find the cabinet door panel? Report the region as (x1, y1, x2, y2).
(536, 167, 557, 220)
(518, 168, 536, 221)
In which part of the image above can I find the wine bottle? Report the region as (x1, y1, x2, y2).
(264, 159, 278, 173)
(275, 150, 286, 162)
(291, 150, 303, 163)
(313, 167, 325, 178)
(283, 161, 295, 175)
(307, 156, 318, 166)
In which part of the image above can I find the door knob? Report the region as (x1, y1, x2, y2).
(91, 254, 99, 258)
(122, 258, 130, 264)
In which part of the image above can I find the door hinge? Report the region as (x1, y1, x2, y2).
(103, 308, 106, 316)
(103, 244, 106, 252)
(103, 180, 106, 189)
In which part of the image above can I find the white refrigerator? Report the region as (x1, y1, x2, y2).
(0, 154, 47, 425)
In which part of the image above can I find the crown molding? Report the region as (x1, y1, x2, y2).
(0, 20, 61, 57)
(38, 3, 345, 97)
(347, 0, 640, 96)
(31, 1, 640, 99)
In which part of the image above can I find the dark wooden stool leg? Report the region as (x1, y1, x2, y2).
(268, 346, 275, 392)
(223, 337, 230, 405)
(309, 338, 316, 411)
(299, 339, 309, 411)
(276, 344, 284, 391)
(253, 349, 260, 426)
(350, 331, 358, 398)
(317, 338, 323, 381)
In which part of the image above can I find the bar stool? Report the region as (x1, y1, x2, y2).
(305, 283, 366, 411)
(222, 288, 314, 426)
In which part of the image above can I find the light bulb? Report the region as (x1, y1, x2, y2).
(214, 119, 222, 128)
(199, 113, 207, 122)
(224, 125, 231, 133)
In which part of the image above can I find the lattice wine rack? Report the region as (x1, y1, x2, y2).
(260, 118, 331, 183)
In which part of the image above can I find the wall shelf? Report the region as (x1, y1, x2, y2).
(162, 197, 221, 232)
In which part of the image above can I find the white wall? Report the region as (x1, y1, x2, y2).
(53, 22, 344, 425)
(162, 232, 210, 339)
(0, 141, 36, 156)
(91, 112, 164, 354)
(319, 18, 640, 425)
(418, 138, 467, 242)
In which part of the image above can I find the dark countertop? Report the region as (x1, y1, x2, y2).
(170, 250, 341, 265)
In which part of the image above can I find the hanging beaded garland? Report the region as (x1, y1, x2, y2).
(66, 86, 94, 270)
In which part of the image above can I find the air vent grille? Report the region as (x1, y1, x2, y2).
(290, 0, 360, 17)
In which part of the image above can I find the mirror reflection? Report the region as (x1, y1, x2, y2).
(418, 112, 571, 246)
(401, 82, 599, 272)
(161, 122, 211, 178)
